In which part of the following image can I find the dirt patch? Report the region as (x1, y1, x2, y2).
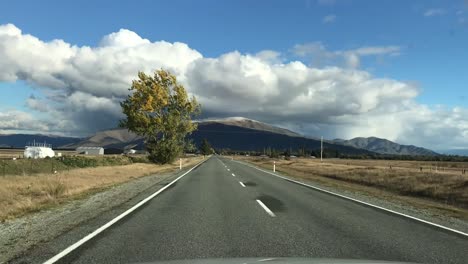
(257, 194, 285, 212)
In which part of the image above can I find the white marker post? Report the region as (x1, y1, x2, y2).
(179, 158, 182, 170)
(320, 136, 323, 162)
(273, 161, 276, 172)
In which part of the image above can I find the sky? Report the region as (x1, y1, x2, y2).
(0, 0, 467, 151)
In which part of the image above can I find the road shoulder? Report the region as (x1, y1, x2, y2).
(234, 159, 468, 235)
(1, 167, 190, 263)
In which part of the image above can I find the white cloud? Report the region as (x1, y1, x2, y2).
(346, 46, 400, 56)
(25, 95, 49, 112)
(255, 50, 282, 64)
(424, 8, 446, 17)
(322, 14, 336, 24)
(292, 43, 401, 68)
(0, 110, 51, 132)
(0, 24, 467, 150)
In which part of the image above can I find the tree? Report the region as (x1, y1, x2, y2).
(120, 69, 200, 164)
(200, 138, 213, 155)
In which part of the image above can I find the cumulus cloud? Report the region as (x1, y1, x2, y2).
(0, 110, 51, 132)
(0, 23, 467, 150)
(322, 14, 336, 24)
(424, 8, 446, 17)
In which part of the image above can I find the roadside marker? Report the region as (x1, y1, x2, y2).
(256, 199, 276, 217)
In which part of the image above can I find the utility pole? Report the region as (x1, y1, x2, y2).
(320, 136, 323, 162)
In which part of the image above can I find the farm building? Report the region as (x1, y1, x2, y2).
(76, 146, 104, 155)
(24, 143, 55, 159)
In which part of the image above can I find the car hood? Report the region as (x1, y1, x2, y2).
(135, 258, 416, 264)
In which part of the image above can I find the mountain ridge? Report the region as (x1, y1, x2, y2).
(333, 136, 438, 156)
(0, 117, 439, 156)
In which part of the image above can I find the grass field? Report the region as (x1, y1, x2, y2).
(0, 148, 76, 159)
(0, 155, 147, 176)
(0, 156, 203, 221)
(237, 156, 468, 219)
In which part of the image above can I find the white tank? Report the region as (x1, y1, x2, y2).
(24, 146, 55, 159)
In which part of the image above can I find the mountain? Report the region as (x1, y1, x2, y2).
(197, 117, 302, 137)
(64, 118, 372, 155)
(190, 121, 371, 155)
(333, 137, 439, 156)
(1, 119, 439, 157)
(0, 134, 81, 148)
(62, 128, 144, 150)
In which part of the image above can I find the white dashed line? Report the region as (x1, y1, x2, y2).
(227, 169, 230, 171)
(256, 199, 276, 217)
(239, 182, 246, 187)
(232, 173, 235, 177)
(235, 160, 468, 237)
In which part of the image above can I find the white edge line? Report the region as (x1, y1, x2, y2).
(232, 173, 235, 177)
(256, 199, 276, 217)
(43, 158, 208, 264)
(239, 182, 246, 187)
(235, 160, 468, 237)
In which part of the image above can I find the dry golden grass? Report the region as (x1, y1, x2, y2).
(0, 157, 203, 221)
(238, 157, 468, 212)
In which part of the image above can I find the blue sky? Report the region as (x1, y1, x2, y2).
(0, 0, 467, 150)
(2, 0, 467, 106)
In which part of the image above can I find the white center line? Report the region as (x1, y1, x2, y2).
(256, 199, 276, 217)
(232, 173, 236, 177)
(227, 168, 230, 171)
(239, 182, 246, 187)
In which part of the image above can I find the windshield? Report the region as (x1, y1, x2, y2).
(0, 1, 467, 264)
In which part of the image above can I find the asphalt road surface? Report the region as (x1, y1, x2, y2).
(54, 156, 467, 264)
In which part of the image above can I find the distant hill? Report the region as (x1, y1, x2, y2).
(65, 118, 372, 155)
(333, 137, 439, 156)
(62, 128, 144, 150)
(0, 134, 81, 148)
(0, 118, 439, 157)
(190, 121, 371, 155)
(197, 117, 302, 137)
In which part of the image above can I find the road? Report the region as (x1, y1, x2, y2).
(54, 156, 467, 263)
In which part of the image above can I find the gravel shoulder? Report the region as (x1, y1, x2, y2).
(0, 165, 195, 264)
(238, 160, 468, 235)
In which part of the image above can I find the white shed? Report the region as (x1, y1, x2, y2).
(76, 146, 104, 155)
(24, 146, 55, 159)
